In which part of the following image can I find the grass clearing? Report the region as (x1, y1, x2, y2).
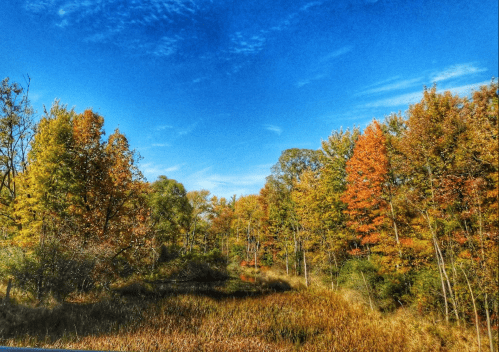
(0, 269, 490, 351)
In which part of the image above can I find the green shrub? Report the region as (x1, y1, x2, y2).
(152, 249, 229, 282)
(229, 244, 245, 263)
(338, 258, 409, 311)
(11, 244, 94, 302)
(411, 267, 446, 316)
(260, 249, 274, 267)
(0, 246, 24, 280)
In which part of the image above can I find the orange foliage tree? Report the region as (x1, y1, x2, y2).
(341, 120, 389, 254)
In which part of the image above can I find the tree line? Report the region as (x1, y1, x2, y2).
(0, 77, 497, 344)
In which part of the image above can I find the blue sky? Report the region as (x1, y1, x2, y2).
(1, 0, 497, 199)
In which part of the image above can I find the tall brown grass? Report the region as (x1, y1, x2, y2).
(1, 275, 490, 352)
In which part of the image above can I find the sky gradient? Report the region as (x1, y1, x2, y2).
(2, 0, 498, 199)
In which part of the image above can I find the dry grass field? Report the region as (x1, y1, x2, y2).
(0, 269, 491, 352)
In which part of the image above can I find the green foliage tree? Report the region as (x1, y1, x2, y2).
(148, 175, 192, 250)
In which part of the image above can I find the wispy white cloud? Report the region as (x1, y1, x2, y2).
(296, 73, 326, 88)
(165, 164, 181, 172)
(56, 19, 68, 27)
(229, 32, 266, 56)
(364, 91, 423, 108)
(25, 0, 197, 52)
(152, 143, 170, 147)
(431, 63, 487, 82)
(141, 162, 183, 181)
(84, 27, 124, 43)
(178, 121, 199, 136)
(156, 125, 174, 131)
(227, 0, 327, 65)
(300, 1, 323, 11)
(24, 1, 53, 13)
(358, 77, 423, 95)
(320, 45, 353, 62)
(365, 76, 401, 89)
(186, 167, 267, 198)
(148, 36, 180, 57)
(359, 62, 491, 110)
(295, 45, 352, 88)
(192, 76, 209, 84)
(264, 124, 282, 135)
(441, 80, 493, 96)
(364, 80, 492, 108)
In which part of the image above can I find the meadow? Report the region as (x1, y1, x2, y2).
(0, 268, 490, 352)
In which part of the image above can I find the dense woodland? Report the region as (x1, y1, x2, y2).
(0, 77, 498, 350)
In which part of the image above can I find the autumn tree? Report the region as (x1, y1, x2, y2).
(259, 178, 294, 274)
(397, 86, 471, 323)
(0, 77, 34, 229)
(267, 148, 323, 274)
(209, 196, 234, 256)
(319, 127, 360, 285)
(187, 189, 211, 253)
(232, 194, 264, 268)
(341, 120, 390, 254)
(449, 83, 498, 339)
(14, 102, 151, 298)
(291, 169, 324, 286)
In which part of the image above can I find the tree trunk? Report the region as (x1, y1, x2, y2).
(293, 229, 298, 275)
(361, 271, 374, 311)
(285, 245, 289, 276)
(303, 249, 308, 287)
(328, 251, 334, 290)
(460, 266, 481, 351)
(4, 279, 12, 305)
(246, 222, 251, 262)
(434, 240, 449, 323)
(433, 236, 460, 324)
(484, 293, 495, 352)
(425, 160, 459, 323)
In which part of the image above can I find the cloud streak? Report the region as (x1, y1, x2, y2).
(25, 0, 199, 49)
(364, 80, 491, 108)
(264, 124, 282, 135)
(320, 45, 353, 62)
(296, 45, 352, 88)
(186, 167, 268, 198)
(431, 63, 487, 82)
(140, 162, 182, 180)
(229, 32, 266, 56)
(358, 77, 422, 95)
